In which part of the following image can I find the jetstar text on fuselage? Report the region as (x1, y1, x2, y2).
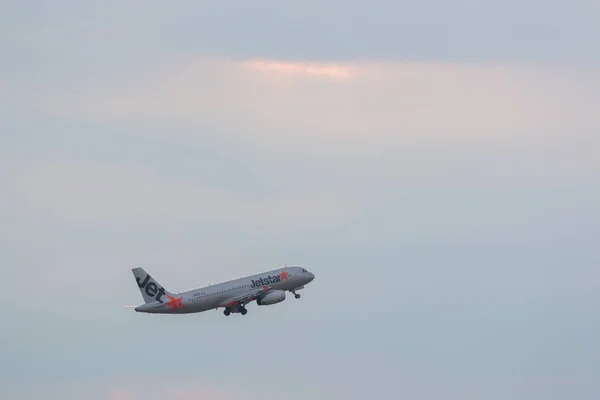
(251, 271, 289, 288)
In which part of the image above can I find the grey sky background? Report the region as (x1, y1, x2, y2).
(2, 1, 599, 399)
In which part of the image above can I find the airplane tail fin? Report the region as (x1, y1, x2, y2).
(132, 267, 173, 304)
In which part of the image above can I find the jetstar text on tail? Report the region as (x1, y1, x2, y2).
(136, 274, 166, 303)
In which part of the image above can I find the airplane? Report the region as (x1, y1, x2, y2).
(129, 265, 315, 316)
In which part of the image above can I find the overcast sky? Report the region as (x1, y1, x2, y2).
(2, 1, 599, 399)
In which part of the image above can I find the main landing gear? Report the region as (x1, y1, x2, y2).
(223, 305, 247, 316)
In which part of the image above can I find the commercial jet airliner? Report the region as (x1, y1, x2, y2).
(129, 265, 315, 316)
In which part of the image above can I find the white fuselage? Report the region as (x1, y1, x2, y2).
(135, 266, 314, 314)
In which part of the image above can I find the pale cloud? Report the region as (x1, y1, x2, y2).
(37, 57, 600, 154)
(2, 56, 598, 230)
(3, 378, 243, 400)
(243, 59, 355, 80)
(7, 56, 593, 202)
(103, 379, 242, 400)
(172, 389, 229, 400)
(8, 159, 358, 227)
(108, 390, 137, 400)
(2, 56, 599, 227)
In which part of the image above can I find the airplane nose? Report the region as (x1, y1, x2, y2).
(307, 272, 315, 282)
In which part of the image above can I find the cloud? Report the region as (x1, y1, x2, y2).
(102, 378, 243, 400)
(30, 57, 599, 190)
(106, 387, 234, 400)
(243, 59, 355, 80)
(2, 378, 243, 400)
(38, 57, 599, 150)
(108, 390, 137, 400)
(4, 56, 599, 225)
(8, 159, 358, 227)
(172, 389, 228, 400)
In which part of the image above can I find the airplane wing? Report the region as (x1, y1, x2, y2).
(218, 286, 272, 308)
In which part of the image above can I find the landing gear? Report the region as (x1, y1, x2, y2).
(224, 305, 247, 316)
(291, 289, 301, 299)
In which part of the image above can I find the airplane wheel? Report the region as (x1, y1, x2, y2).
(295, 294, 301, 299)
(240, 307, 247, 315)
(224, 308, 231, 316)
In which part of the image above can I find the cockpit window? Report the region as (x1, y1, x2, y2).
(302, 268, 307, 273)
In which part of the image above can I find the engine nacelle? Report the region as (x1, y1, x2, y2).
(257, 290, 286, 306)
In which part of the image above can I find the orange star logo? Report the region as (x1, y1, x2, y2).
(166, 294, 185, 310)
(279, 271, 289, 280)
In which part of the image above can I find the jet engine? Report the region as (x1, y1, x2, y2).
(257, 290, 286, 306)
